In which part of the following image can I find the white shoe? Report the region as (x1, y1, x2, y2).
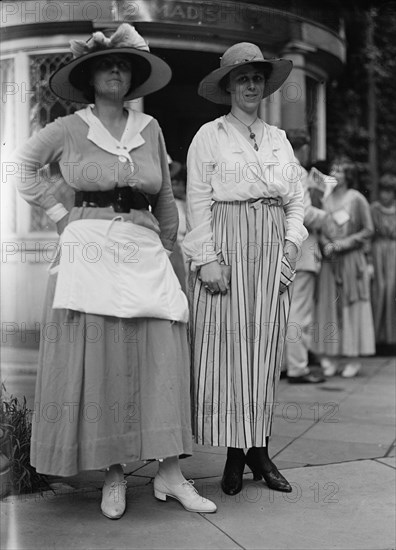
(154, 474, 217, 513)
(101, 480, 127, 519)
(341, 362, 361, 378)
(321, 358, 338, 377)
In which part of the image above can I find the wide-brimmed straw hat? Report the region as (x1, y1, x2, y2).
(49, 24, 171, 103)
(198, 42, 292, 105)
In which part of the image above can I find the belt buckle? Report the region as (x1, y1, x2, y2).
(114, 188, 125, 212)
(114, 201, 124, 213)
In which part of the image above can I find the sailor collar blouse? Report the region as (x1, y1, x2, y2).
(76, 105, 152, 166)
(183, 116, 308, 269)
(13, 106, 167, 214)
(12, 106, 178, 251)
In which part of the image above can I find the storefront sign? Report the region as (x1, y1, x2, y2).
(119, 0, 289, 36)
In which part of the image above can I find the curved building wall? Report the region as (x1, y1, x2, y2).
(0, 0, 346, 338)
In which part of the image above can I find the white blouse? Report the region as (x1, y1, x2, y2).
(183, 116, 308, 269)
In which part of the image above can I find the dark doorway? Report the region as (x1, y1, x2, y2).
(146, 48, 228, 164)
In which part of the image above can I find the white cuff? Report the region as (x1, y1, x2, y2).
(190, 253, 218, 272)
(46, 203, 69, 223)
(285, 225, 308, 250)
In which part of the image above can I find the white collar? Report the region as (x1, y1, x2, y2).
(76, 106, 153, 162)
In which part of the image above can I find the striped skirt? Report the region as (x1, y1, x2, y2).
(189, 200, 292, 448)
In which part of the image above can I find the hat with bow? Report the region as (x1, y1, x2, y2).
(49, 23, 171, 103)
(198, 42, 292, 105)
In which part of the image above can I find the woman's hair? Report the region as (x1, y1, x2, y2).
(69, 54, 151, 102)
(310, 160, 331, 174)
(286, 129, 310, 151)
(219, 62, 272, 96)
(379, 173, 396, 192)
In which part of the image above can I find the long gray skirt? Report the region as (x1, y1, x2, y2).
(189, 200, 292, 448)
(30, 208, 192, 477)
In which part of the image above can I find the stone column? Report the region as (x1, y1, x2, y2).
(281, 42, 314, 131)
(262, 90, 282, 127)
(316, 80, 326, 160)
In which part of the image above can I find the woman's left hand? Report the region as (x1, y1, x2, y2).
(283, 240, 298, 271)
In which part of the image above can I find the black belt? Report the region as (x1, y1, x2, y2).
(74, 186, 151, 212)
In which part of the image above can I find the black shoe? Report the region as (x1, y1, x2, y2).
(308, 350, 320, 366)
(245, 448, 292, 493)
(221, 449, 246, 496)
(287, 372, 326, 384)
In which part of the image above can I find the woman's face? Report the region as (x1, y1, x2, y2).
(90, 54, 132, 101)
(227, 63, 265, 113)
(378, 188, 395, 207)
(330, 163, 348, 189)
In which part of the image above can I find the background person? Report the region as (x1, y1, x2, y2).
(370, 173, 396, 348)
(312, 156, 375, 378)
(168, 158, 188, 292)
(183, 42, 307, 496)
(284, 129, 327, 384)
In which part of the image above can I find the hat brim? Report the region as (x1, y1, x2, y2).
(49, 47, 172, 103)
(198, 59, 293, 104)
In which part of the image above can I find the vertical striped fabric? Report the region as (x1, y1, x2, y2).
(189, 200, 292, 448)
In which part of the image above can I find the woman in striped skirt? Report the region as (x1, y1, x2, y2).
(183, 43, 308, 495)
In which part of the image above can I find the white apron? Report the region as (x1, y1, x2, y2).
(52, 218, 189, 322)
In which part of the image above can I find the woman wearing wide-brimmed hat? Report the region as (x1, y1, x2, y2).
(183, 42, 308, 495)
(13, 24, 216, 518)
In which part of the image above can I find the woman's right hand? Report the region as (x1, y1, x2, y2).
(199, 260, 231, 294)
(56, 213, 70, 236)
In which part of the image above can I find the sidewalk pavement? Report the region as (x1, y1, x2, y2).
(1, 351, 395, 550)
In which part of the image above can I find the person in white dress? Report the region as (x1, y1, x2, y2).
(184, 42, 307, 496)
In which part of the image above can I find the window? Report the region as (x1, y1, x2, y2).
(29, 53, 83, 232)
(1, 58, 17, 235)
